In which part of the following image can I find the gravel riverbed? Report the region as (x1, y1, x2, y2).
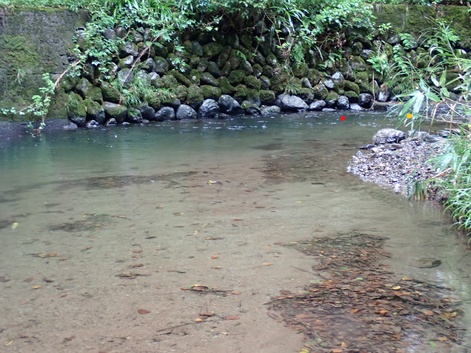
(347, 129, 448, 197)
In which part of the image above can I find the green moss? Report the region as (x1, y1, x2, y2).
(187, 84, 204, 105)
(201, 85, 222, 99)
(220, 77, 237, 94)
(260, 90, 276, 105)
(244, 75, 262, 90)
(0, 34, 42, 110)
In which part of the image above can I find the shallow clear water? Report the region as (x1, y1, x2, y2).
(1, 112, 470, 352)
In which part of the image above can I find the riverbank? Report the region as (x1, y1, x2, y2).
(347, 128, 448, 198)
(0, 119, 69, 148)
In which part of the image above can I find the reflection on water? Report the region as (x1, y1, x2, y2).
(0, 112, 470, 352)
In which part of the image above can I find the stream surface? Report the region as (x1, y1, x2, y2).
(0, 112, 470, 352)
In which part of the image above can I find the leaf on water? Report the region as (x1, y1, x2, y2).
(31, 284, 42, 289)
(11, 222, 18, 230)
(138, 309, 151, 314)
(194, 318, 204, 322)
(263, 262, 273, 266)
(211, 255, 219, 259)
(211, 266, 222, 270)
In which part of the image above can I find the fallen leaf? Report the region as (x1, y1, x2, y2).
(224, 315, 240, 321)
(438, 337, 448, 342)
(211, 266, 222, 270)
(231, 291, 241, 295)
(392, 285, 401, 290)
(38, 252, 58, 258)
(332, 349, 343, 353)
(138, 309, 151, 314)
(422, 309, 434, 316)
(263, 262, 272, 266)
(211, 255, 219, 259)
(194, 318, 204, 323)
(379, 309, 389, 316)
(31, 284, 42, 289)
(11, 222, 18, 230)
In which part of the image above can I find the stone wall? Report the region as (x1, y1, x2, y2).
(0, 5, 469, 123)
(0, 8, 88, 115)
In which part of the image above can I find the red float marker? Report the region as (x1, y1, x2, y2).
(340, 115, 346, 121)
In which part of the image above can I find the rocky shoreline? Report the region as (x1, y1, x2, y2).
(347, 128, 448, 198)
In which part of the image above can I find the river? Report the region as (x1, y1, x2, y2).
(0, 112, 469, 352)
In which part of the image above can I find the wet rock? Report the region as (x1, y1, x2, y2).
(372, 128, 406, 144)
(308, 100, 326, 111)
(155, 106, 175, 121)
(218, 95, 244, 115)
(86, 120, 100, 128)
(350, 103, 365, 111)
(140, 105, 155, 121)
(275, 94, 308, 112)
(377, 85, 390, 102)
(261, 105, 281, 116)
(358, 93, 373, 108)
(176, 104, 198, 119)
(336, 96, 350, 110)
(199, 99, 220, 119)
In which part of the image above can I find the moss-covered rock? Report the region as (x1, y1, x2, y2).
(345, 90, 359, 102)
(313, 83, 329, 100)
(219, 77, 237, 95)
(101, 83, 121, 103)
(201, 85, 222, 99)
(344, 80, 360, 95)
(170, 70, 192, 86)
(147, 95, 161, 110)
(293, 62, 309, 78)
(325, 91, 339, 108)
(203, 42, 224, 59)
(228, 70, 246, 85)
(84, 98, 106, 124)
(189, 69, 201, 85)
(103, 102, 128, 123)
(244, 75, 262, 90)
(200, 72, 220, 86)
(154, 56, 169, 75)
(67, 92, 87, 126)
(234, 84, 249, 102)
(187, 84, 204, 106)
(260, 90, 276, 105)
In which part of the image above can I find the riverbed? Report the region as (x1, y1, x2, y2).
(0, 112, 470, 352)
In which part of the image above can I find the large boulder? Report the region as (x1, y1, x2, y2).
(372, 128, 406, 144)
(103, 102, 128, 124)
(199, 99, 220, 119)
(358, 93, 373, 108)
(176, 105, 198, 119)
(218, 95, 244, 115)
(155, 106, 175, 121)
(275, 94, 309, 112)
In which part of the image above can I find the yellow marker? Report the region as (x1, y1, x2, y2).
(406, 113, 413, 119)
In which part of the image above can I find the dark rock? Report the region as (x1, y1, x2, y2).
(228, 70, 245, 85)
(313, 83, 329, 100)
(336, 95, 350, 110)
(74, 78, 93, 99)
(106, 118, 118, 126)
(260, 90, 276, 105)
(275, 94, 309, 112)
(201, 85, 222, 99)
(308, 100, 326, 111)
(358, 93, 373, 108)
(119, 55, 134, 68)
(176, 104, 198, 119)
(199, 99, 220, 119)
(142, 58, 156, 72)
(372, 128, 406, 144)
(119, 41, 138, 58)
(154, 57, 169, 75)
(200, 72, 219, 86)
(86, 120, 100, 128)
(155, 106, 175, 121)
(67, 93, 87, 127)
(140, 105, 156, 121)
(104, 29, 116, 40)
(218, 95, 244, 115)
(203, 42, 224, 59)
(207, 61, 221, 77)
(244, 75, 261, 90)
